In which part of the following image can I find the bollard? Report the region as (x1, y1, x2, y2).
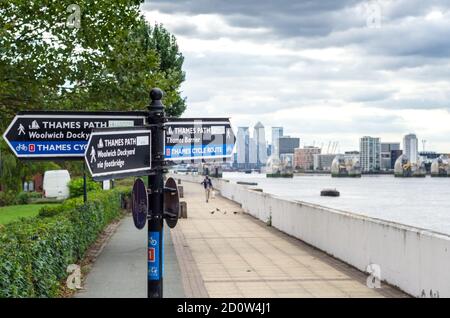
(180, 201, 187, 218)
(178, 185, 184, 198)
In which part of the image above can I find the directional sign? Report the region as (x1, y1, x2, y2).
(132, 178, 148, 230)
(85, 127, 151, 181)
(164, 177, 180, 229)
(164, 118, 235, 162)
(3, 111, 146, 159)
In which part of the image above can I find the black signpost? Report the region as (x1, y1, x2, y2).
(3, 88, 236, 299)
(84, 127, 152, 181)
(147, 88, 165, 298)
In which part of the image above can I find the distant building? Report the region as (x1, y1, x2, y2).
(419, 151, 441, 173)
(360, 136, 381, 172)
(294, 147, 321, 170)
(381, 143, 400, 170)
(236, 127, 250, 169)
(391, 150, 403, 170)
(248, 137, 257, 168)
(253, 122, 267, 167)
(313, 154, 336, 171)
(279, 136, 300, 155)
(280, 153, 294, 168)
(403, 134, 419, 164)
(271, 127, 284, 159)
(344, 151, 360, 161)
(419, 151, 440, 160)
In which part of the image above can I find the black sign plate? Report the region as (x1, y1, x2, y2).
(164, 177, 180, 229)
(2, 111, 146, 159)
(132, 178, 148, 230)
(85, 127, 151, 181)
(164, 118, 235, 163)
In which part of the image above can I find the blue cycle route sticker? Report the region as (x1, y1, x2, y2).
(148, 231, 160, 280)
(165, 143, 231, 160)
(10, 141, 87, 156)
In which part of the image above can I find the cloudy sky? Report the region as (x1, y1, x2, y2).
(142, 0, 450, 152)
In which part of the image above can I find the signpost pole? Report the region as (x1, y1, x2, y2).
(147, 88, 165, 298)
(83, 162, 87, 203)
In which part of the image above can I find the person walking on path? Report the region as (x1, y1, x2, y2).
(201, 175, 213, 203)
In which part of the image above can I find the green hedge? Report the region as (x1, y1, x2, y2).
(0, 188, 130, 298)
(68, 177, 101, 198)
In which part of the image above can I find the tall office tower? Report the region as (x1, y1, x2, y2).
(278, 136, 300, 156)
(271, 127, 284, 160)
(403, 133, 419, 164)
(254, 122, 267, 167)
(248, 137, 257, 168)
(380, 142, 400, 170)
(360, 136, 381, 172)
(236, 127, 249, 169)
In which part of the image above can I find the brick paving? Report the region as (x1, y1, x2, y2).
(172, 180, 409, 298)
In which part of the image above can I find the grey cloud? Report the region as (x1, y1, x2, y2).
(276, 113, 407, 135)
(142, 0, 450, 128)
(143, 0, 363, 38)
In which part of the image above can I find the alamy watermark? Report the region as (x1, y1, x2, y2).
(366, 263, 381, 289)
(365, 0, 382, 28)
(66, 4, 81, 29)
(66, 264, 83, 290)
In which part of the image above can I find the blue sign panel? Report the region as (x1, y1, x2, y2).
(164, 119, 236, 162)
(148, 231, 161, 280)
(3, 111, 146, 159)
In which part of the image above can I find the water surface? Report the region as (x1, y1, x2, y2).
(223, 172, 450, 236)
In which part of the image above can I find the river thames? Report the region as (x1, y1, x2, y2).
(222, 172, 450, 236)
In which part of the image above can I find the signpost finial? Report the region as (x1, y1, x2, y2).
(149, 88, 164, 110)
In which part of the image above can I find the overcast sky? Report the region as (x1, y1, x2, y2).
(142, 0, 450, 152)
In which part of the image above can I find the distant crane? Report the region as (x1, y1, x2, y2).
(331, 141, 339, 154)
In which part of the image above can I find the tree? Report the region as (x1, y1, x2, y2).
(0, 1, 186, 126)
(66, 20, 186, 116)
(0, 1, 187, 191)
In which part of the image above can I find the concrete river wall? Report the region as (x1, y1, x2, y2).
(171, 173, 450, 297)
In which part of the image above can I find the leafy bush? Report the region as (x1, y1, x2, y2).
(0, 191, 43, 207)
(0, 191, 16, 207)
(15, 192, 42, 205)
(68, 177, 101, 198)
(37, 205, 64, 218)
(0, 188, 130, 298)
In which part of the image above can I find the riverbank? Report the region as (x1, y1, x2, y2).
(171, 173, 450, 298)
(222, 172, 450, 236)
(170, 178, 406, 298)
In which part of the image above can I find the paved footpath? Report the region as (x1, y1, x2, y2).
(171, 180, 408, 298)
(75, 216, 184, 298)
